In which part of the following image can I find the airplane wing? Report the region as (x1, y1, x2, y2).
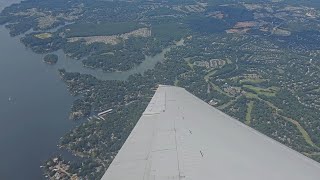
(101, 85, 320, 180)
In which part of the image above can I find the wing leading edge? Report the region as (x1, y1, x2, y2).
(101, 85, 320, 180)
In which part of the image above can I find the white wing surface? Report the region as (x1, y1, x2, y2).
(101, 85, 320, 180)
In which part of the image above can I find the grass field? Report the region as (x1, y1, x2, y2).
(209, 82, 232, 97)
(217, 95, 241, 110)
(240, 78, 267, 84)
(280, 115, 319, 149)
(64, 22, 144, 37)
(204, 70, 216, 82)
(243, 85, 279, 96)
(243, 93, 318, 148)
(244, 92, 259, 99)
(34, 33, 52, 39)
(184, 57, 194, 70)
(245, 101, 254, 125)
(174, 78, 179, 86)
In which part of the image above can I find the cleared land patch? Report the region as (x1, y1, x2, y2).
(244, 93, 317, 149)
(34, 33, 52, 39)
(64, 22, 144, 37)
(240, 78, 267, 84)
(245, 101, 254, 125)
(68, 28, 151, 45)
(204, 70, 216, 81)
(184, 57, 195, 70)
(243, 85, 279, 96)
(279, 114, 319, 149)
(218, 95, 241, 110)
(245, 92, 259, 99)
(209, 82, 232, 97)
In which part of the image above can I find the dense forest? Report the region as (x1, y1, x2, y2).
(43, 54, 58, 64)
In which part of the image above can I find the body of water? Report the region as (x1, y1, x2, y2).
(0, 1, 77, 176)
(0, 1, 182, 179)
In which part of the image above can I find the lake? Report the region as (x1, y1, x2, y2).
(0, 1, 77, 179)
(0, 1, 180, 179)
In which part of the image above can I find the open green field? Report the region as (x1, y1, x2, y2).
(243, 85, 279, 96)
(34, 33, 52, 39)
(204, 70, 216, 82)
(217, 95, 241, 110)
(244, 92, 259, 99)
(64, 22, 144, 37)
(245, 101, 254, 125)
(280, 115, 319, 149)
(240, 78, 267, 84)
(184, 57, 194, 70)
(209, 82, 232, 97)
(174, 78, 179, 86)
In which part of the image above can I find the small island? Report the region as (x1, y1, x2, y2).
(43, 54, 58, 65)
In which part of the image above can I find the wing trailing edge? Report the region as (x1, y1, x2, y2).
(101, 85, 320, 180)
